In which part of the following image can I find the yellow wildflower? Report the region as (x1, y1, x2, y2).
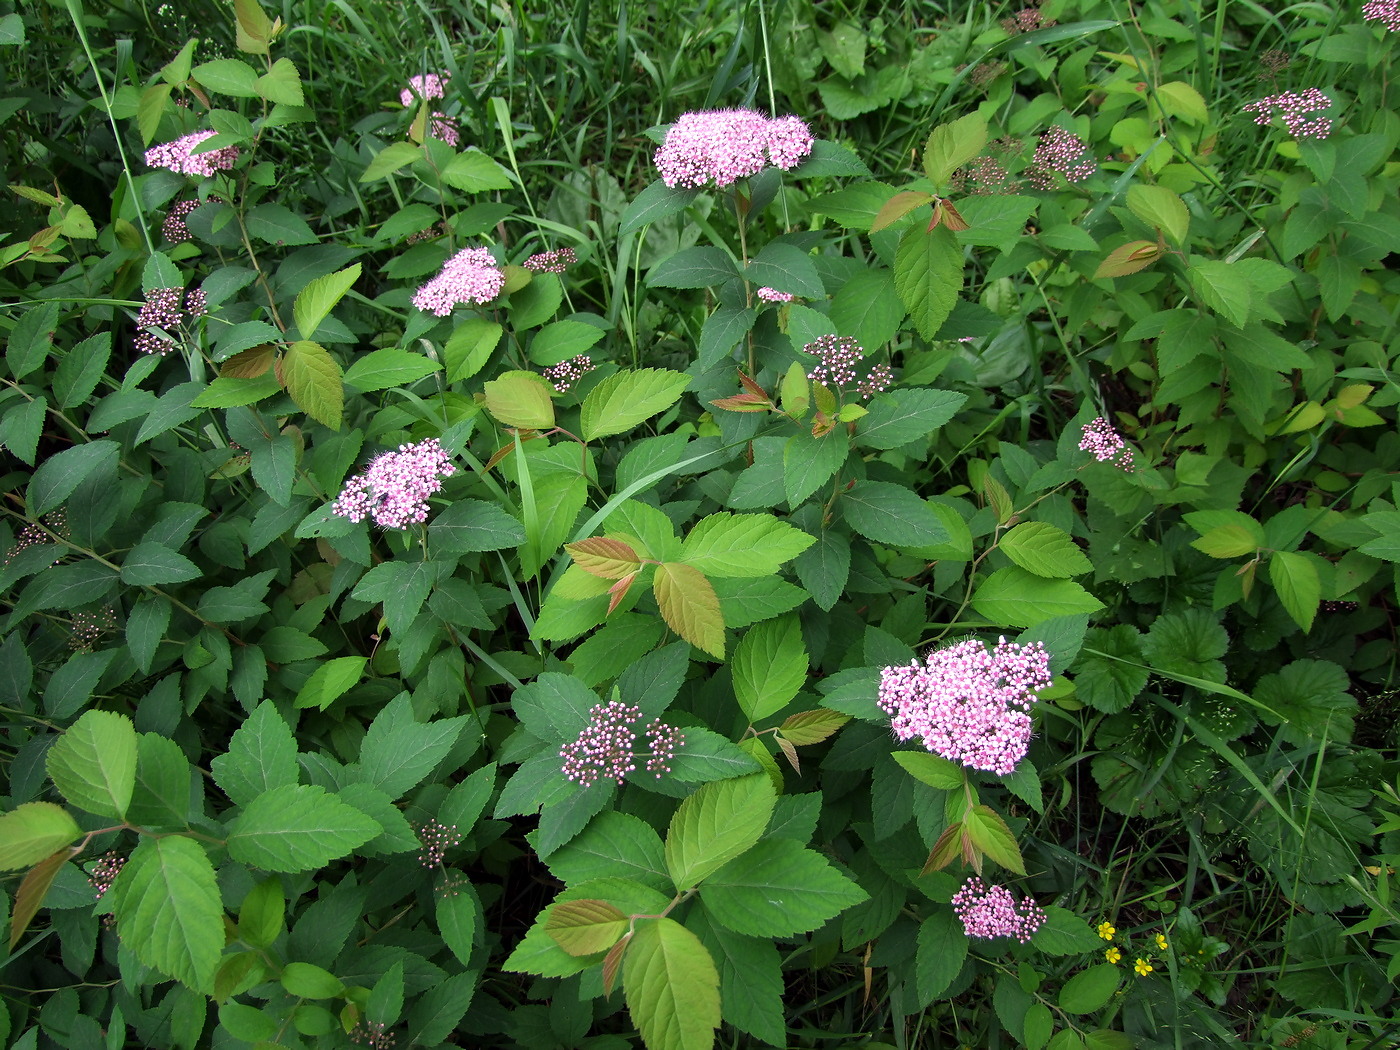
(1155, 933, 1169, 951)
(1134, 958, 1153, 976)
(1105, 947, 1122, 964)
(1097, 921, 1116, 940)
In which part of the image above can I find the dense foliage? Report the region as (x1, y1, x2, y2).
(2, 1, 1399, 1048)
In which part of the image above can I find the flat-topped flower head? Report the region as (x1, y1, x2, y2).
(804, 334, 894, 401)
(952, 877, 1046, 942)
(411, 246, 505, 315)
(878, 636, 1051, 776)
(560, 701, 684, 787)
(523, 247, 577, 274)
(1243, 89, 1333, 140)
(145, 130, 239, 177)
(134, 287, 205, 355)
(429, 113, 460, 147)
(332, 438, 456, 529)
(654, 109, 813, 189)
(1079, 416, 1134, 469)
(400, 72, 449, 107)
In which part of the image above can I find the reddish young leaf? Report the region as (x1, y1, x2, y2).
(10, 848, 75, 952)
(602, 931, 631, 997)
(544, 899, 629, 957)
(653, 562, 725, 658)
(922, 822, 963, 876)
(219, 344, 275, 378)
(566, 537, 643, 580)
(607, 572, 637, 616)
(779, 709, 850, 746)
(1094, 240, 1163, 279)
(872, 190, 935, 233)
(775, 734, 800, 774)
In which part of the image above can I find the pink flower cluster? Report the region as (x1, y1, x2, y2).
(804, 335, 892, 400)
(332, 438, 456, 529)
(1002, 7, 1056, 34)
(1243, 89, 1333, 140)
(523, 247, 577, 273)
(654, 109, 814, 189)
(411, 246, 505, 315)
(145, 130, 239, 177)
(878, 637, 1051, 776)
(543, 355, 594, 393)
(1079, 417, 1133, 469)
(400, 72, 448, 107)
(88, 851, 125, 900)
(952, 877, 1046, 942)
(559, 701, 685, 787)
(429, 114, 460, 147)
(134, 287, 205, 355)
(1364, 0, 1400, 31)
(756, 286, 796, 303)
(1027, 126, 1096, 188)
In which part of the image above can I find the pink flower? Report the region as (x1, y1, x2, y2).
(1243, 89, 1333, 140)
(331, 438, 456, 529)
(523, 247, 577, 273)
(756, 286, 795, 303)
(1078, 417, 1133, 469)
(1363, 0, 1400, 31)
(134, 287, 205, 355)
(429, 112, 460, 147)
(145, 130, 239, 177)
(400, 72, 449, 107)
(952, 878, 1046, 942)
(411, 246, 505, 315)
(559, 701, 684, 787)
(654, 109, 814, 189)
(1027, 126, 1096, 188)
(543, 355, 594, 393)
(878, 637, 1051, 776)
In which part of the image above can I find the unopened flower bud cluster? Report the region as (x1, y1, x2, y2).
(543, 355, 595, 393)
(135, 287, 206, 356)
(804, 335, 892, 400)
(560, 701, 684, 786)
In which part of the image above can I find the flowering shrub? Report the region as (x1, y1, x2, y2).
(2, 1, 1399, 1049)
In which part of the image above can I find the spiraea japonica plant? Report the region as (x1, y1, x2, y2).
(2, 0, 1400, 1048)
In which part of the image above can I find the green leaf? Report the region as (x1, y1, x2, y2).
(701, 838, 867, 936)
(1058, 963, 1121, 1013)
(857, 388, 965, 450)
(1155, 81, 1208, 124)
(923, 112, 988, 186)
(1025, 1003, 1053, 1050)
(134, 381, 206, 445)
(281, 340, 343, 430)
(441, 149, 514, 192)
(360, 141, 422, 182)
(0, 12, 26, 45)
(440, 317, 502, 383)
(1140, 607, 1227, 683)
(894, 224, 962, 340)
(120, 542, 202, 586)
(1191, 524, 1260, 559)
(293, 263, 360, 341)
(1031, 906, 1105, 955)
(528, 319, 606, 367)
(691, 911, 785, 1046)
(27, 440, 119, 517)
(680, 512, 815, 577)
(916, 908, 968, 1003)
(281, 961, 343, 999)
(7, 300, 59, 379)
(483, 370, 555, 429)
(356, 696, 465, 799)
(580, 368, 691, 441)
(964, 804, 1026, 874)
(664, 773, 775, 891)
(1268, 550, 1320, 633)
(546, 811, 670, 892)
(647, 246, 738, 289)
(891, 751, 964, 790)
(108, 836, 223, 992)
(842, 480, 948, 548)
(127, 733, 194, 827)
(511, 672, 601, 745)
(971, 567, 1104, 627)
(45, 710, 137, 820)
(669, 727, 764, 783)
(1126, 184, 1189, 244)
(783, 427, 849, 506)
(745, 242, 824, 299)
(546, 898, 629, 956)
(654, 562, 725, 659)
(1000, 522, 1092, 578)
(209, 700, 300, 807)
(255, 57, 303, 105)
(195, 569, 274, 623)
(192, 58, 260, 96)
(404, 971, 478, 1046)
(1187, 259, 1251, 327)
(352, 559, 440, 634)
(247, 202, 318, 246)
(0, 803, 81, 871)
(428, 498, 526, 554)
(0, 396, 46, 467)
(227, 784, 380, 872)
(619, 180, 699, 236)
(732, 615, 807, 723)
(294, 656, 367, 711)
(624, 917, 721, 1050)
(436, 874, 479, 966)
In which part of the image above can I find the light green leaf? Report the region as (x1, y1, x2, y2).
(293, 263, 360, 342)
(841, 480, 948, 548)
(546, 811, 670, 892)
(1059, 963, 1121, 1013)
(0, 803, 81, 871)
(680, 512, 815, 578)
(923, 112, 988, 186)
(209, 700, 299, 808)
(360, 141, 423, 183)
(192, 58, 260, 97)
(664, 773, 775, 891)
(227, 784, 380, 872)
(701, 838, 867, 936)
(294, 656, 367, 710)
(894, 224, 962, 339)
(1126, 184, 1189, 244)
(624, 917, 721, 1050)
(441, 149, 514, 192)
(971, 567, 1104, 627)
(999, 521, 1093, 578)
(281, 340, 343, 430)
(891, 751, 964, 790)
(732, 615, 807, 723)
(254, 56, 303, 105)
(654, 562, 725, 659)
(580, 368, 691, 441)
(964, 804, 1025, 874)
(483, 370, 555, 429)
(528, 320, 606, 367)
(281, 961, 343, 999)
(442, 317, 503, 383)
(545, 898, 628, 956)
(46, 710, 137, 820)
(108, 836, 223, 992)
(1268, 550, 1320, 633)
(1187, 259, 1251, 327)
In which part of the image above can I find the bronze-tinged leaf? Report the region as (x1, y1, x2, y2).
(280, 339, 343, 430)
(779, 708, 850, 746)
(922, 822, 963, 876)
(811, 411, 835, 438)
(483, 439, 518, 473)
(737, 370, 768, 399)
(565, 537, 642, 579)
(775, 734, 800, 774)
(10, 848, 76, 951)
(927, 198, 970, 232)
(653, 562, 725, 659)
(607, 572, 637, 616)
(1094, 240, 1163, 279)
(710, 394, 771, 413)
(220, 345, 276, 378)
(602, 931, 631, 997)
(872, 190, 935, 233)
(545, 899, 629, 957)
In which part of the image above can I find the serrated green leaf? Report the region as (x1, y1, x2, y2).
(745, 242, 824, 299)
(546, 898, 629, 956)
(255, 57, 303, 106)
(653, 561, 725, 659)
(46, 710, 137, 819)
(665, 773, 775, 890)
(916, 908, 968, 1003)
(528, 320, 606, 367)
(247, 203, 317, 246)
(783, 427, 849, 506)
(120, 542, 202, 586)
(356, 696, 465, 799)
(1059, 963, 1121, 1013)
(0, 803, 81, 871)
(437, 874, 478, 966)
(209, 700, 299, 808)
(999, 521, 1092, 578)
(442, 317, 503, 383)
(1268, 550, 1320, 633)
(293, 656, 367, 710)
(227, 784, 380, 872)
(647, 246, 737, 289)
(842, 480, 948, 548)
(293, 263, 360, 342)
(964, 804, 1025, 873)
(625, 917, 721, 1050)
(281, 340, 343, 430)
(192, 58, 260, 96)
(108, 836, 223, 992)
(894, 224, 962, 339)
(483, 370, 555, 429)
(619, 180, 699, 237)
(680, 512, 815, 578)
(701, 838, 867, 936)
(857, 388, 965, 450)
(360, 141, 423, 183)
(27, 440, 119, 517)
(441, 149, 514, 192)
(580, 368, 691, 441)
(923, 113, 988, 186)
(1031, 906, 1105, 955)
(891, 751, 964, 789)
(732, 615, 807, 723)
(971, 567, 1104, 627)
(546, 811, 670, 891)
(1126, 184, 1189, 244)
